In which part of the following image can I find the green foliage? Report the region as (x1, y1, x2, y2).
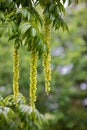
(17, 105, 47, 130)
(0, 95, 47, 130)
(43, 1, 68, 31)
(0, 0, 77, 55)
(4, 94, 26, 107)
(0, 105, 21, 130)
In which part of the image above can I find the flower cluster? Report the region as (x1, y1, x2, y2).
(30, 49, 37, 109)
(13, 47, 19, 102)
(43, 15, 51, 94)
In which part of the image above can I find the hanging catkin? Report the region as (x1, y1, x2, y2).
(13, 46, 19, 103)
(43, 15, 51, 94)
(30, 49, 37, 109)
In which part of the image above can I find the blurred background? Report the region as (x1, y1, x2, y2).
(0, 0, 87, 130)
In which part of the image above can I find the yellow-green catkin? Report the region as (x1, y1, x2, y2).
(13, 46, 19, 104)
(30, 49, 37, 109)
(43, 15, 51, 94)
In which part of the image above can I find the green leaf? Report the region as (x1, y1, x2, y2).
(8, 34, 18, 40)
(0, 12, 5, 21)
(18, 105, 32, 115)
(56, 1, 65, 14)
(4, 94, 26, 107)
(2, 107, 10, 122)
(68, 0, 72, 5)
(4, 95, 14, 107)
(62, 0, 66, 4)
(16, 8, 30, 20)
(19, 22, 31, 34)
(7, 21, 18, 38)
